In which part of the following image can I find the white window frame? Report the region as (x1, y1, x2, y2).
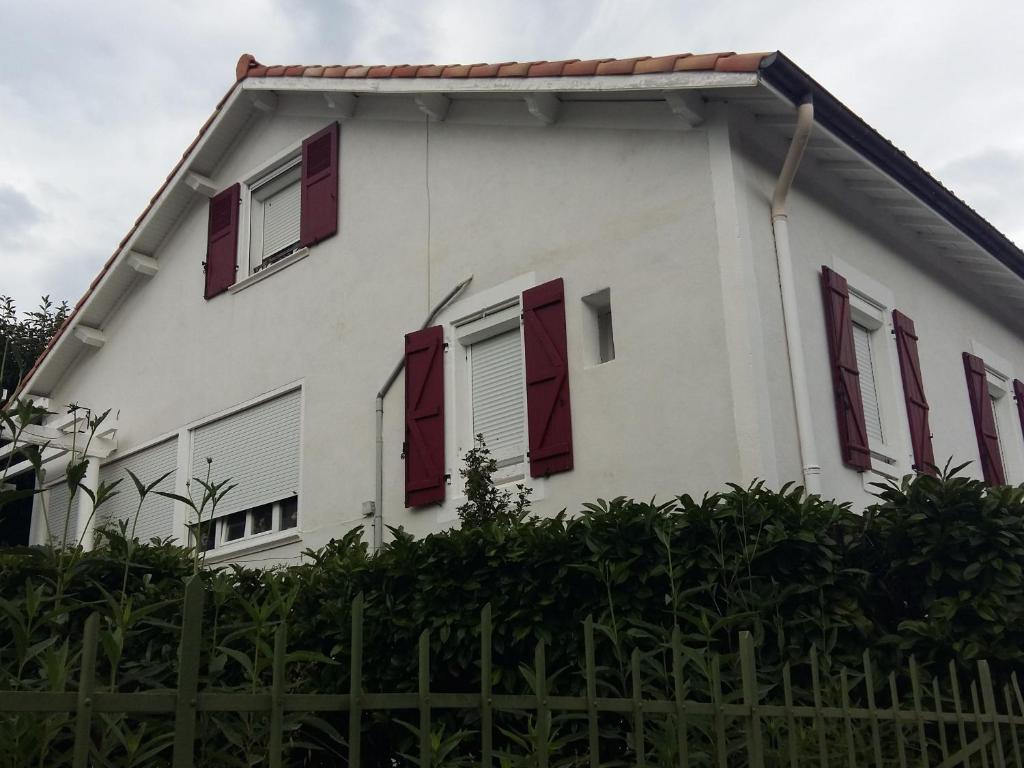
(971, 341, 1024, 483)
(248, 157, 302, 274)
(832, 259, 910, 483)
(190, 495, 299, 554)
(176, 381, 305, 557)
(431, 274, 547, 528)
(232, 141, 309, 293)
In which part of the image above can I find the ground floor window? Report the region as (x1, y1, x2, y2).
(189, 495, 298, 552)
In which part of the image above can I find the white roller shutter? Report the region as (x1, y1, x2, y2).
(43, 481, 75, 548)
(191, 389, 301, 518)
(853, 323, 884, 444)
(471, 329, 525, 468)
(98, 438, 177, 543)
(260, 180, 301, 260)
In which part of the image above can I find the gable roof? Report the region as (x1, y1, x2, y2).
(12, 50, 1024, 402)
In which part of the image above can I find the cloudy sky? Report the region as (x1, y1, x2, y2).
(1, 0, 1022, 313)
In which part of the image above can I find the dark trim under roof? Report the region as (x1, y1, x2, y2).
(759, 51, 1024, 281)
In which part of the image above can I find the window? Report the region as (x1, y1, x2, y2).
(452, 297, 527, 482)
(469, 328, 526, 469)
(248, 158, 302, 275)
(852, 323, 883, 444)
(582, 289, 615, 365)
(188, 496, 298, 552)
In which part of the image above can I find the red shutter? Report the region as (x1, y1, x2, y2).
(963, 352, 1005, 485)
(820, 267, 871, 471)
(204, 183, 240, 299)
(1014, 379, 1024, 443)
(404, 325, 446, 507)
(299, 122, 340, 247)
(892, 310, 936, 475)
(523, 278, 573, 478)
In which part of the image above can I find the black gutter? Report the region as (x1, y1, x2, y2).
(758, 52, 1024, 282)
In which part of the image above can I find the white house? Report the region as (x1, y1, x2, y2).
(5, 50, 1024, 566)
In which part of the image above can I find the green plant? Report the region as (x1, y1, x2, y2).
(456, 434, 532, 528)
(0, 295, 69, 399)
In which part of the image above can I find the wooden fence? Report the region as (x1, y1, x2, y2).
(3, 576, 1024, 767)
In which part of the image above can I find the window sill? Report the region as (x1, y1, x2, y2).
(228, 247, 309, 295)
(202, 530, 301, 564)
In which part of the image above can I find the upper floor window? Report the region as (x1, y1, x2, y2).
(249, 157, 302, 274)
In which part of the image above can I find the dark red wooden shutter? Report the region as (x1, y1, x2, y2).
(963, 352, 1005, 485)
(404, 325, 445, 507)
(299, 122, 339, 247)
(522, 278, 573, 478)
(204, 183, 240, 299)
(820, 266, 871, 471)
(1013, 379, 1024, 444)
(892, 310, 936, 475)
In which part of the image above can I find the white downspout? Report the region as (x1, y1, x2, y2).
(771, 96, 821, 495)
(373, 275, 473, 552)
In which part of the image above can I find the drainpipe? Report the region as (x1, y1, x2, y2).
(771, 95, 821, 495)
(373, 275, 473, 552)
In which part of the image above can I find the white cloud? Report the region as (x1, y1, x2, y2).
(0, 0, 1021, 309)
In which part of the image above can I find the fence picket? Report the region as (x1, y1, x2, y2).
(935, 678, 950, 762)
(672, 627, 689, 768)
(910, 657, 929, 768)
(584, 615, 599, 768)
(481, 604, 493, 768)
(419, 630, 431, 768)
(172, 576, 205, 768)
(1002, 684, 1021, 768)
(890, 672, 909, 768)
(951, 662, 971, 768)
(980, 661, 1007, 768)
(971, 682, 991, 768)
(840, 668, 856, 768)
(535, 640, 549, 768)
(349, 593, 364, 768)
(740, 632, 765, 768)
(268, 623, 287, 768)
(712, 654, 727, 768)
(631, 647, 646, 768)
(811, 647, 830, 768)
(864, 651, 884, 768)
(782, 662, 798, 768)
(71, 613, 99, 768)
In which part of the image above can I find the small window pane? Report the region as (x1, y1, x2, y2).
(251, 504, 273, 535)
(597, 308, 615, 363)
(224, 511, 246, 542)
(280, 496, 298, 530)
(853, 324, 883, 444)
(191, 522, 215, 552)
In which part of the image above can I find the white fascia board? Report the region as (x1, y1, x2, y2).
(18, 84, 248, 397)
(241, 71, 759, 96)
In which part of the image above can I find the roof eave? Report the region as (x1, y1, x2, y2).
(758, 52, 1024, 282)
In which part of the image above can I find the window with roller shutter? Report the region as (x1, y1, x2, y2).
(188, 388, 302, 550)
(470, 328, 526, 471)
(97, 438, 177, 542)
(204, 122, 339, 297)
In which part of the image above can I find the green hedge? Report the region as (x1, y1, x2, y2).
(2, 470, 1023, 765)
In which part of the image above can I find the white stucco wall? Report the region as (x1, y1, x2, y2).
(38, 96, 743, 563)
(732, 111, 1024, 508)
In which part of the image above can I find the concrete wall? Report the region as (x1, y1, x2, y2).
(731, 109, 1024, 508)
(40, 97, 742, 563)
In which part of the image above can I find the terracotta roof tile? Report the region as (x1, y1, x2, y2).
(715, 52, 768, 72)
(527, 60, 579, 77)
(441, 64, 471, 78)
(283, 65, 306, 77)
(303, 66, 325, 78)
(367, 65, 396, 77)
(467, 63, 504, 77)
(497, 62, 532, 77)
(596, 57, 650, 75)
(415, 65, 444, 77)
(675, 52, 732, 71)
(562, 58, 614, 76)
(265, 65, 288, 77)
(635, 54, 688, 74)
(390, 65, 419, 77)
(343, 66, 370, 78)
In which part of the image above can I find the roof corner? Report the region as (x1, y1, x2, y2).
(236, 53, 260, 81)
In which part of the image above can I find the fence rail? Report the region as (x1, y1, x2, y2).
(3, 576, 1024, 767)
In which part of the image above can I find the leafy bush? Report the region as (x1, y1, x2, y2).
(2, 434, 1024, 764)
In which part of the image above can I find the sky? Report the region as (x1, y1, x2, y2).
(1, 0, 1022, 314)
